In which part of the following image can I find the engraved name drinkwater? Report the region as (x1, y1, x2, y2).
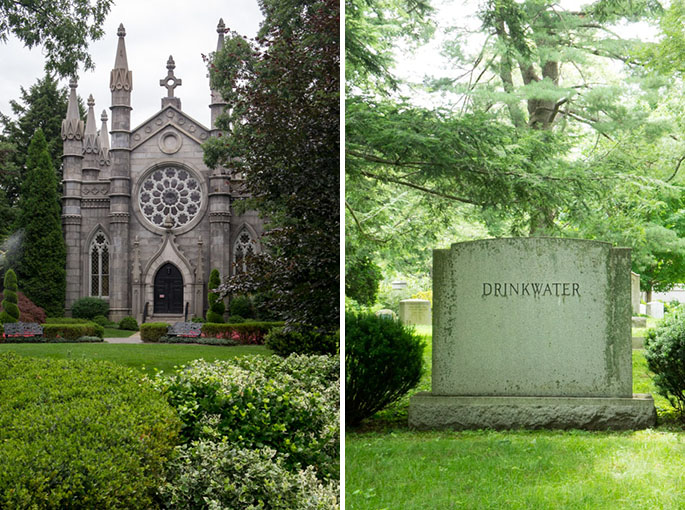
(482, 282, 580, 298)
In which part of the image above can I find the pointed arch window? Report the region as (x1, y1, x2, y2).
(233, 228, 256, 274)
(90, 231, 110, 297)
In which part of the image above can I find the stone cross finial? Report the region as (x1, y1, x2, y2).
(160, 55, 182, 97)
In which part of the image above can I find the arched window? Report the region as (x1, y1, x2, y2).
(90, 230, 109, 297)
(233, 228, 256, 274)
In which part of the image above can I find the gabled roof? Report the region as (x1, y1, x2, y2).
(130, 104, 210, 150)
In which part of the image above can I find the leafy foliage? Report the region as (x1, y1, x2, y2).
(206, 268, 225, 323)
(645, 308, 685, 419)
(0, 0, 113, 76)
(228, 294, 253, 318)
(9, 291, 46, 323)
(150, 355, 339, 481)
(118, 316, 139, 331)
(346, 312, 424, 426)
(140, 322, 169, 342)
(42, 322, 104, 339)
(201, 321, 284, 345)
(71, 296, 109, 319)
(206, 0, 339, 332)
(345, 254, 383, 306)
(14, 129, 65, 316)
(0, 269, 18, 323)
(0, 353, 180, 508)
(159, 442, 339, 510)
(265, 325, 339, 356)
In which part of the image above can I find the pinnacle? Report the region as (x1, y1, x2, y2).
(101, 110, 108, 122)
(117, 23, 126, 37)
(87, 94, 95, 107)
(69, 77, 78, 89)
(217, 18, 225, 32)
(167, 55, 176, 70)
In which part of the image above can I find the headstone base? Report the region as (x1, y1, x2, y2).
(408, 393, 656, 430)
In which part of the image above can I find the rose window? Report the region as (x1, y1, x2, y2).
(138, 167, 203, 228)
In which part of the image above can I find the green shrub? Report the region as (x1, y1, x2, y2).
(645, 310, 685, 418)
(45, 317, 90, 324)
(0, 353, 180, 509)
(42, 323, 104, 339)
(150, 355, 339, 480)
(227, 314, 245, 323)
(140, 322, 169, 342)
(190, 316, 206, 323)
(2, 335, 104, 344)
(201, 321, 283, 344)
(91, 314, 110, 327)
(119, 316, 139, 331)
(71, 297, 109, 319)
(252, 291, 281, 320)
(158, 335, 238, 346)
(229, 295, 254, 318)
(345, 254, 382, 306)
(207, 269, 225, 323)
(159, 442, 339, 510)
(0, 269, 19, 324)
(345, 312, 424, 426)
(265, 325, 339, 356)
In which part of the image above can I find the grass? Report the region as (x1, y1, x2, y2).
(0, 343, 270, 374)
(347, 330, 685, 510)
(102, 327, 137, 338)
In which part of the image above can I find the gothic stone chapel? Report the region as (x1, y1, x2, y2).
(60, 21, 262, 322)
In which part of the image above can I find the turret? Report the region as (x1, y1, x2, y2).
(61, 78, 85, 313)
(108, 23, 133, 321)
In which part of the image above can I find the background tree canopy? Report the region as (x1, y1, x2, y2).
(346, 0, 685, 306)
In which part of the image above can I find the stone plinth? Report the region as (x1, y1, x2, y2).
(408, 238, 655, 430)
(399, 299, 431, 326)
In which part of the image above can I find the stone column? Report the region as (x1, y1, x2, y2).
(61, 78, 85, 314)
(108, 23, 133, 321)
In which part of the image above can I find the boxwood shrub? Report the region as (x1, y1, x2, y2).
(42, 323, 104, 339)
(71, 297, 109, 319)
(346, 311, 424, 426)
(159, 442, 338, 510)
(645, 310, 685, 418)
(45, 317, 91, 324)
(265, 325, 339, 356)
(201, 321, 283, 344)
(0, 353, 180, 509)
(119, 316, 139, 331)
(150, 354, 339, 481)
(140, 322, 169, 342)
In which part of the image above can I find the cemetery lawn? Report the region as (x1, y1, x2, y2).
(0, 343, 270, 374)
(347, 340, 685, 510)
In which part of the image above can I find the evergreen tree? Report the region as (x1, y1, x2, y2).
(0, 74, 70, 202)
(15, 129, 66, 317)
(0, 269, 20, 323)
(206, 269, 225, 323)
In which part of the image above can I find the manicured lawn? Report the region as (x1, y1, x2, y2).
(102, 327, 137, 338)
(347, 335, 685, 510)
(0, 343, 270, 374)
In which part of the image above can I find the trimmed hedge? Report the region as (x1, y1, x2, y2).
(0, 353, 180, 509)
(42, 323, 104, 340)
(141, 322, 169, 342)
(201, 321, 283, 344)
(119, 316, 139, 331)
(45, 317, 91, 324)
(265, 325, 339, 356)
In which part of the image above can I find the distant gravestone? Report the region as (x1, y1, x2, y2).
(646, 301, 664, 319)
(408, 238, 655, 430)
(399, 299, 431, 326)
(375, 309, 396, 320)
(631, 272, 640, 316)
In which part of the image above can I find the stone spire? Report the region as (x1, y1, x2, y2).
(61, 78, 84, 140)
(110, 23, 133, 92)
(160, 55, 182, 109)
(216, 18, 225, 52)
(98, 110, 110, 165)
(210, 19, 228, 131)
(83, 95, 99, 154)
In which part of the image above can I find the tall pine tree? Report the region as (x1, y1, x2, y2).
(16, 129, 66, 316)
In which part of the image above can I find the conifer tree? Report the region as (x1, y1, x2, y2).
(0, 269, 20, 323)
(206, 268, 225, 323)
(15, 129, 66, 316)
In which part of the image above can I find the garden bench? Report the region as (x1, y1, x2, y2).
(3, 322, 43, 338)
(167, 322, 202, 338)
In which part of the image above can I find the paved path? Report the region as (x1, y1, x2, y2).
(104, 332, 143, 344)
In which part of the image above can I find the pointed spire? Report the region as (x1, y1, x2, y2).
(83, 94, 100, 154)
(61, 78, 84, 141)
(216, 18, 225, 52)
(110, 23, 133, 92)
(98, 110, 110, 165)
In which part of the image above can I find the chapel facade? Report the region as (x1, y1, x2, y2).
(60, 21, 262, 322)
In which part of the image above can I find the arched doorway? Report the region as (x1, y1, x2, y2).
(154, 262, 183, 314)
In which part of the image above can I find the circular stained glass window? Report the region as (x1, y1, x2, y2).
(138, 166, 203, 228)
